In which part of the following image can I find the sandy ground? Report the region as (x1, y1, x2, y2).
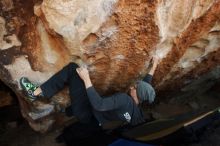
(1, 110, 220, 146)
(0, 121, 65, 146)
(1, 90, 220, 146)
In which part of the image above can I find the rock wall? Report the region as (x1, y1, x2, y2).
(1, 0, 220, 132)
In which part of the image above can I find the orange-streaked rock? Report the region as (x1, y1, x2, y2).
(1, 0, 220, 132)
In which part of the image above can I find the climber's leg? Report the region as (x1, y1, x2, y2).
(41, 62, 93, 122)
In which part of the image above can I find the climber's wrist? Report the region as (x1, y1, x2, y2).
(84, 78, 93, 89)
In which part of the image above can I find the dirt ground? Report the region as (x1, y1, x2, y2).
(0, 120, 65, 146)
(1, 118, 220, 146)
(1, 89, 220, 146)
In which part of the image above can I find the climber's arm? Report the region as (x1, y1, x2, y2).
(143, 56, 159, 84)
(76, 67, 124, 111)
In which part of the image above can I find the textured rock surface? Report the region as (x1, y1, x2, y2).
(1, 0, 220, 132)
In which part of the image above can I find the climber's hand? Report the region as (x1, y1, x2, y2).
(151, 55, 160, 67)
(148, 55, 160, 76)
(76, 66, 92, 88)
(76, 66, 90, 81)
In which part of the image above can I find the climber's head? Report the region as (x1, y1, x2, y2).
(129, 81, 155, 104)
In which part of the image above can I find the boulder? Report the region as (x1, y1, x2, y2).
(1, 0, 220, 132)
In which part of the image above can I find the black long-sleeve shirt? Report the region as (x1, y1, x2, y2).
(86, 74, 153, 126)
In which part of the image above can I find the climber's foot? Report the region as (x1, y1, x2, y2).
(20, 77, 38, 102)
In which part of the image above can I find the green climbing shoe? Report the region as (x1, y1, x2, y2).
(20, 77, 38, 102)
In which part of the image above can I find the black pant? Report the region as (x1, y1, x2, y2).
(40, 63, 105, 144)
(40, 63, 93, 123)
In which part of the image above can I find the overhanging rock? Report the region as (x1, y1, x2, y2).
(1, 0, 220, 132)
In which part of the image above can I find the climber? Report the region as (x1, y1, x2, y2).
(20, 56, 159, 127)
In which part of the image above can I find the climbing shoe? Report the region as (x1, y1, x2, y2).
(20, 77, 38, 102)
